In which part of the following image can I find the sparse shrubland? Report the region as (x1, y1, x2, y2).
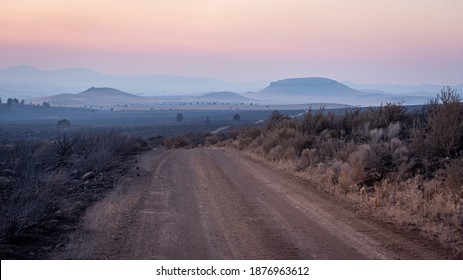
(0, 129, 150, 259)
(163, 132, 219, 149)
(220, 87, 463, 255)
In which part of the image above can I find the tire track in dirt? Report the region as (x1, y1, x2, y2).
(104, 149, 221, 259)
(194, 150, 301, 259)
(197, 149, 374, 259)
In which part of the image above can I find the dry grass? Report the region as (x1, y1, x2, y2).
(0, 130, 148, 259)
(58, 177, 140, 259)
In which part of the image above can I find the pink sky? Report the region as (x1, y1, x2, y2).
(1, 0, 462, 84)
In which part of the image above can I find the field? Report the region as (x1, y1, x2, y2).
(0, 105, 302, 259)
(1, 93, 462, 259)
(0, 104, 305, 137)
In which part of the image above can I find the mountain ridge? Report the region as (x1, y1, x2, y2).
(343, 80, 463, 95)
(0, 65, 267, 98)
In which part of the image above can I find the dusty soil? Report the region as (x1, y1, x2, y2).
(58, 148, 456, 259)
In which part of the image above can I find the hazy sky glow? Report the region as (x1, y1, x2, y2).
(1, 0, 462, 84)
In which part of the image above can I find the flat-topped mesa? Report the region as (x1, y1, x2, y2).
(260, 77, 361, 96)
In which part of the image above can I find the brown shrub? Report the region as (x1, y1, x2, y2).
(442, 156, 463, 229)
(298, 107, 325, 135)
(268, 145, 283, 161)
(228, 130, 240, 140)
(237, 137, 253, 150)
(412, 87, 463, 158)
(205, 135, 219, 146)
(243, 126, 262, 140)
(346, 144, 369, 183)
(317, 133, 342, 160)
(444, 155, 463, 197)
(51, 133, 74, 157)
(296, 148, 318, 170)
(163, 135, 192, 149)
(1, 171, 66, 239)
(78, 149, 116, 173)
(261, 130, 281, 153)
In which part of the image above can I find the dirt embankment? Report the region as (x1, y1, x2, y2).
(59, 148, 456, 259)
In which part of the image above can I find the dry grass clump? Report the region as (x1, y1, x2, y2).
(163, 135, 193, 149)
(1, 172, 66, 239)
(163, 132, 220, 149)
(222, 87, 463, 255)
(366, 174, 462, 250)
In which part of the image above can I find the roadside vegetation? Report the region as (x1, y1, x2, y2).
(0, 129, 151, 259)
(218, 87, 463, 255)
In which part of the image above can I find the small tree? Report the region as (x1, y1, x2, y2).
(233, 113, 241, 121)
(57, 119, 71, 130)
(270, 110, 287, 122)
(5, 98, 19, 107)
(176, 112, 184, 122)
(42, 101, 51, 108)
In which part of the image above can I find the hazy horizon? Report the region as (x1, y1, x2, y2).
(1, 64, 462, 88)
(1, 1, 462, 85)
(1, 64, 462, 106)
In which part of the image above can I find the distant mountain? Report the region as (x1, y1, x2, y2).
(78, 87, 143, 99)
(0, 65, 268, 99)
(0, 65, 44, 78)
(253, 77, 434, 106)
(343, 81, 463, 95)
(0, 65, 105, 85)
(32, 87, 150, 107)
(5, 65, 456, 107)
(259, 77, 361, 97)
(196, 91, 251, 102)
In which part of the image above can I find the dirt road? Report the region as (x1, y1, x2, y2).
(61, 148, 453, 259)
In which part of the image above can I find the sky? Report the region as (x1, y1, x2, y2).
(1, 0, 462, 84)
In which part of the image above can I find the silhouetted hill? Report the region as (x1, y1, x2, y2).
(32, 87, 148, 107)
(196, 91, 252, 102)
(259, 77, 361, 97)
(78, 87, 143, 99)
